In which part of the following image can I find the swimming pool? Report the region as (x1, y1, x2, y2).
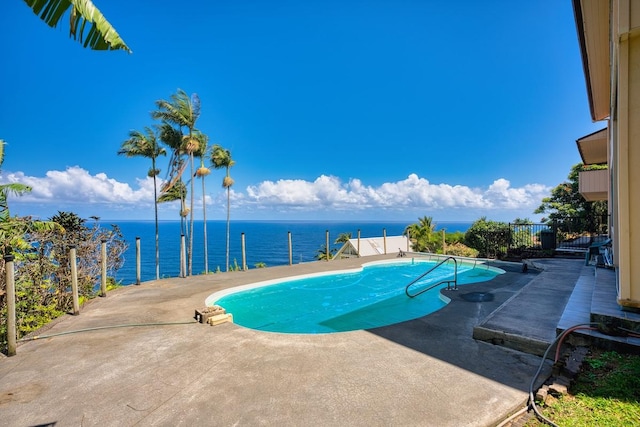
(207, 258, 504, 334)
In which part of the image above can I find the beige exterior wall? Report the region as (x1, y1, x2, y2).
(613, 0, 640, 308)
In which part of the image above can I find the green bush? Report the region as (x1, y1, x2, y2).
(443, 242, 478, 258)
(464, 217, 510, 258)
(1, 212, 127, 354)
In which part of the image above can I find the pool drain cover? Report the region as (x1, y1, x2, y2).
(461, 292, 494, 302)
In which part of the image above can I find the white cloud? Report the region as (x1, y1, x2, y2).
(244, 173, 550, 213)
(3, 166, 155, 204)
(1, 168, 551, 220)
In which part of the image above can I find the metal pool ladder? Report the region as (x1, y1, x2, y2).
(405, 256, 458, 298)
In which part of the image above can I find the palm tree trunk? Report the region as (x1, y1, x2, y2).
(188, 152, 194, 276)
(152, 159, 160, 280)
(226, 186, 230, 272)
(179, 192, 186, 278)
(202, 175, 208, 274)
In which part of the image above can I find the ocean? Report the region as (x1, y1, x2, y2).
(112, 220, 472, 285)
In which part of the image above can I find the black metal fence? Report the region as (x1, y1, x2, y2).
(485, 216, 609, 260)
(469, 223, 550, 259)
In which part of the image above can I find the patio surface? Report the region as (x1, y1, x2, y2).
(0, 255, 581, 427)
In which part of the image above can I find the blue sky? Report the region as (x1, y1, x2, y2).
(0, 0, 604, 223)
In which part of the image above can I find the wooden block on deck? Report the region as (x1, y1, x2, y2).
(208, 313, 233, 326)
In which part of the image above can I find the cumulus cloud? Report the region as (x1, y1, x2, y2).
(245, 173, 550, 213)
(2, 166, 155, 205)
(1, 168, 551, 219)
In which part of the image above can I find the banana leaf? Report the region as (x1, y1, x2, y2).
(23, 0, 131, 53)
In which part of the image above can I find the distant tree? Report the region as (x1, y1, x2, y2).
(118, 127, 166, 280)
(334, 232, 351, 244)
(157, 122, 186, 217)
(535, 163, 608, 234)
(404, 216, 438, 252)
(23, 0, 131, 53)
(510, 217, 535, 249)
(0, 140, 57, 258)
(211, 144, 235, 272)
(50, 210, 85, 236)
(193, 131, 211, 274)
(157, 180, 187, 277)
(315, 244, 336, 261)
(444, 231, 465, 246)
(156, 121, 188, 275)
(153, 90, 201, 276)
(0, 140, 31, 222)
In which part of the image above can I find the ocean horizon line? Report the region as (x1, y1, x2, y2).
(100, 219, 474, 224)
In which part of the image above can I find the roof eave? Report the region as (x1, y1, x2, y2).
(572, 0, 611, 122)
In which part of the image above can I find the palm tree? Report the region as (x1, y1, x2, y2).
(0, 140, 32, 223)
(210, 144, 235, 272)
(404, 216, 436, 252)
(156, 122, 189, 276)
(0, 140, 61, 258)
(23, 0, 131, 53)
(117, 127, 166, 280)
(315, 244, 336, 261)
(192, 131, 210, 273)
(334, 232, 352, 244)
(153, 90, 201, 276)
(157, 181, 187, 277)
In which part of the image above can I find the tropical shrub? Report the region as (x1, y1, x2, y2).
(1, 212, 127, 354)
(316, 244, 337, 261)
(404, 216, 438, 252)
(444, 231, 466, 246)
(464, 217, 511, 258)
(443, 242, 479, 258)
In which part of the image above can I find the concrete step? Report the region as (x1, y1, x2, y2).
(557, 266, 640, 353)
(473, 259, 584, 357)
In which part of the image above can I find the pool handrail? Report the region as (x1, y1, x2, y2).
(405, 256, 458, 298)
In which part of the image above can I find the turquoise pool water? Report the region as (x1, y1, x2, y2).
(208, 259, 504, 334)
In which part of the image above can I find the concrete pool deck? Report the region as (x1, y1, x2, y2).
(0, 255, 581, 426)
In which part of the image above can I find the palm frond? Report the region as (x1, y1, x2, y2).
(211, 144, 234, 169)
(23, 0, 132, 53)
(158, 181, 186, 203)
(0, 183, 32, 197)
(190, 130, 209, 159)
(118, 127, 165, 158)
(152, 89, 199, 129)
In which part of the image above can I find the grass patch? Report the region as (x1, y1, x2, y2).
(525, 348, 640, 426)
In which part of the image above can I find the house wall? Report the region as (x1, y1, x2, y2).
(578, 169, 609, 201)
(613, 0, 640, 308)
